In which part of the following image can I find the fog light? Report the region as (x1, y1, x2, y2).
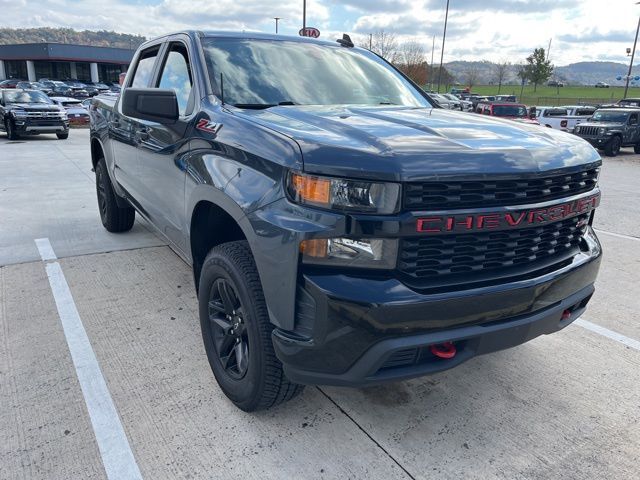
(300, 238, 397, 269)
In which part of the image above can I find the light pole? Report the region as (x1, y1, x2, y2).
(624, 3, 640, 99)
(430, 35, 435, 91)
(302, 0, 306, 30)
(274, 17, 281, 34)
(436, 0, 450, 93)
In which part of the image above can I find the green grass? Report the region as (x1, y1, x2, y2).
(458, 84, 640, 106)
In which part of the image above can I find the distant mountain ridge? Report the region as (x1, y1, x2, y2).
(1, 28, 638, 86)
(0, 27, 146, 50)
(444, 60, 640, 86)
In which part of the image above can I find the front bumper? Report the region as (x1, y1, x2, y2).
(580, 137, 610, 148)
(14, 120, 69, 134)
(273, 230, 601, 387)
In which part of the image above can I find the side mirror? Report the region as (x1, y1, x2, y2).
(122, 88, 178, 124)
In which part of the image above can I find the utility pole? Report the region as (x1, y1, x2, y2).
(436, 0, 450, 93)
(274, 17, 281, 34)
(547, 38, 552, 61)
(430, 35, 435, 91)
(303, 0, 306, 30)
(369, 33, 373, 51)
(625, 5, 640, 99)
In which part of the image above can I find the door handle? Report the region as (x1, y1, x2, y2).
(136, 127, 150, 141)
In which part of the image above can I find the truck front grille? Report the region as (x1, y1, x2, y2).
(576, 126, 599, 136)
(398, 214, 589, 287)
(404, 168, 599, 210)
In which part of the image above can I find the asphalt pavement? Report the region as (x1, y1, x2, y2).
(1, 129, 639, 480)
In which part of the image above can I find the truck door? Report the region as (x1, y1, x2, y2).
(111, 44, 163, 197)
(627, 113, 639, 143)
(136, 38, 196, 250)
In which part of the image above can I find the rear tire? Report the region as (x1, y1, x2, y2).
(198, 240, 304, 411)
(56, 132, 69, 140)
(604, 136, 621, 157)
(6, 119, 18, 140)
(634, 144, 640, 154)
(95, 158, 135, 232)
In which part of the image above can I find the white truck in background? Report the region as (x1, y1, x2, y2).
(535, 106, 596, 132)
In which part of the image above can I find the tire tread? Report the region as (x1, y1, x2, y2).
(202, 241, 304, 411)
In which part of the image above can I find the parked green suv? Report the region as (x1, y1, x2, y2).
(574, 108, 640, 156)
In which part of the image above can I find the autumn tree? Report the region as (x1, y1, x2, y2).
(361, 30, 400, 64)
(399, 41, 427, 84)
(464, 66, 480, 90)
(494, 60, 511, 94)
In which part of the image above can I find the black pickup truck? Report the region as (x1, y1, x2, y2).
(1, 89, 69, 140)
(90, 31, 602, 411)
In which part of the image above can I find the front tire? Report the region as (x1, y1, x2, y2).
(95, 158, 135, 232)
(634, 144, 640, 154)
(198, 241, 304, 411)
(6, 119, 19, 140)
(56, 132, 69, 140)
(604, 136, 621, 157)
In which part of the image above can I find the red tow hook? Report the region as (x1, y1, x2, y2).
(429, 342, 457, 359)
(561, 309, 572, 321)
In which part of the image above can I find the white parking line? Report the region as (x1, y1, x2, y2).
(595, 229, 640, 243)
(575, 318, 640, 352)
(34, 238, 143, 480)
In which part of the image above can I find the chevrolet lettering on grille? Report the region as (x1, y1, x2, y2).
(416, 193, 600, 234)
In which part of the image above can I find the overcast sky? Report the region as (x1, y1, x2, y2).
(2, 0, 639, 65)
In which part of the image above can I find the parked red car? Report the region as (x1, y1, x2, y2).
(476, 102, 540, 125)
(0, 79, 25, 89)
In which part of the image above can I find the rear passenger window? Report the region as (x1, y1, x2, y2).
(131, 47, 160, 88)
(157, 43, 193, 116)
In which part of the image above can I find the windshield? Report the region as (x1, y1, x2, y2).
(201, 38, 431, 108)
(591, 111, 628, 122)
(493, 105, 527, 117)
(3, 90, 52, 104)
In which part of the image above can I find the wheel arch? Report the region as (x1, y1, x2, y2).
(189, 199, 251, 292)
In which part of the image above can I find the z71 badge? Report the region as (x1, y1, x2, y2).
(196, 119, 222, 135)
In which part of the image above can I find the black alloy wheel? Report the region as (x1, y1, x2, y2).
(208, 278, 249, 380)
(96, 166, 108, 222)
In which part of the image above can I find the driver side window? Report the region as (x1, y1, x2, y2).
(157, 42, 194, 117)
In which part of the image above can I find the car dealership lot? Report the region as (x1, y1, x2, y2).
(1, 129, 639, 479)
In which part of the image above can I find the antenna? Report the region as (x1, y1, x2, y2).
(220, 73, 225, 105)
(337, 34, 354, 48)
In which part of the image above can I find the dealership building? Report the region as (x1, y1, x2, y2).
(0, 43, 134, 83)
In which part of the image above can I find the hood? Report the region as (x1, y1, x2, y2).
(237, 105, 601, 182)
(7, 102, 61, 112)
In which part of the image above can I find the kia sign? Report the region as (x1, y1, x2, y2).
(299, 27, 320, 38)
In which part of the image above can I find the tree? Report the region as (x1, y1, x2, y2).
(360, 30, 400, 64)
(523, 48, 553, 92)
(463, 66, 480, 90)
(398, 41, 427, 85)
(494, 60, 511, 94)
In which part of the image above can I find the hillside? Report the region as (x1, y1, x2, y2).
(444, 60, 640, 87)
(0, 27, 145, 50)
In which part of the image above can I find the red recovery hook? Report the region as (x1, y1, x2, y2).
(429, 342, 457, 359)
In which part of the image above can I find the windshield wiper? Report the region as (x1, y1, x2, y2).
(233, 101, 296, 110)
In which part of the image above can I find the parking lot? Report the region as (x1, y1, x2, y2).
(1, 128, 639, 479)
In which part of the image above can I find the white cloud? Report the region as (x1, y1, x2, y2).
(1, 0, 639, 65)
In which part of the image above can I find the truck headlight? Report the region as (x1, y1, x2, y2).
(287, 172, 400, 214)
(300, 238, 398, 269)
(599, 127, 606, 135)
(12, 110, 27, 118)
